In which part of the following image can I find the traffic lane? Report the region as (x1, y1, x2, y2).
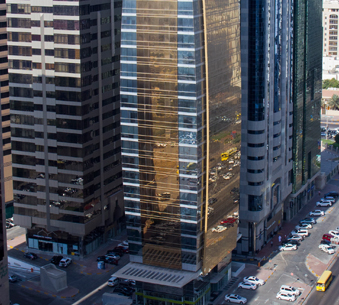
(7, 247, 50, 268)
(6, 225, 25, 240)
(305, 257, 339, 305)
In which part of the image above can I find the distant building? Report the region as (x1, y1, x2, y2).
(323, 0, 339, 57)
(8, 0, 124, 257)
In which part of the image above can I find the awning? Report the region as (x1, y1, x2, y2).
(112, 262, 200, 288)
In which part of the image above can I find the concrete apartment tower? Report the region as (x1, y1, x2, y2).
(7, 0, 124, 257)
(114, 0, 241, 303)
(285, 0, 322, 219)
(323, 0, 339, 57)
(239, 0, 294, 253)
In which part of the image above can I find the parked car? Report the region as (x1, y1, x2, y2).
(325, 191, 339, 199)
(121, 279, 136, 286)
(290, 229, 309, 237)
(309, 210, 325, 217)
(107, 276, 119, 287)
(295, 223, 313, 230)
(299, 218, 316, 224)
(243, 276, 265, 286)
(24, 252, 38, 260)
(105, 254, 120, 260)
(319, 244, 335, 254)
(220, 217, 238, 226)
(316, 200, 332, 207)
(282, 239, 300, 246)
(212, 225, 227, 233)
(113, 286, 134, 296)
(320, 239, 331, 246)
(322, 233, 334, 242)
(238, 282, 257, 290)
(50, 256, 64, 265)
(8, 275, 18, 283)
(97, 255, 107, 262)
(276, 291, 296, 302)
(224, 294, 247, 304)
(329, 230, 339, 237)
(322, 196, 335, 203)
(121, 240, 129, 246)
(112, 247, 126, 256)
(287, 235, 303, 242)
(105, 258, 119, 265)
(279, 243, 297, 251)
(59, 258, 72, 267)
(280, 285, 301, 296)
(114, 246, 129, 253)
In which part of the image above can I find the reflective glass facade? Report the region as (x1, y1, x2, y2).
(292, 0, 321, 192)
(8, 0, 124, 256)
(121, 0, 240, 274)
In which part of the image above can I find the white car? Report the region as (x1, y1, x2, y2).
(121, 240, 129, 246)
(329, 230, 339, 237)
(299, 218, 316, 224)
(295, 223, 313, 230)
(309, 210, 325, 217)
(59, 258, 72, 267)
(212, 226, 227, 233)
(224, 294, 247, 304)
(287, 235, 303, 242)
(319, 244, 335, 254)
(280, 285, 301, 296)
(238, 282, 257, 290)
(276, 291, 296, 302)
(290, 229, 309, 237)
(243, 276, 265, 286)
(316, 200, 332, 207)
(322, 196, 335, 203)
(279, 243, 297, 251)
(106, 254, 120, 260)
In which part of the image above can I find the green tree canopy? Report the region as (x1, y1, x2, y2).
(323, 78, 339, 89)
(328, 94, 339, 110)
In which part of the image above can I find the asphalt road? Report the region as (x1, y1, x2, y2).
(305, 258, 339, 305)
(6, 225, 25, 241)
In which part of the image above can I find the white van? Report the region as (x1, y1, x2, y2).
(107, 276, 119, 287)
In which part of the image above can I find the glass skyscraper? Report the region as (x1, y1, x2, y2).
(115, 0, 241, 303)
(8, 0, 124, 257)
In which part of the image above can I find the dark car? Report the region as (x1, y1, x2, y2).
(320, 239, 331, 246)
(113, 286, 133, 296)
(282, 239, 300, 246)
(24, 252, 38, 260)
(106, 250, 122, 256)
(325, 191, 339, 199)
(8, 275, 18, 283)
(50, 256, 63, 265)
(114, 246, 129, 254)
(97, 255, 106, 262)
(105, 257, 119, 265)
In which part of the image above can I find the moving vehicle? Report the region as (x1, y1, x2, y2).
(280, 285, 301, 296)
(309, 210, 325, 217)
(221, 147, 238, 161)
(224, 294, 247, 304)
(243, 276, 264, 286)
(212, 226, 227, 233)
(8, 275, 18, 283)
(59, 258, 72, 267)
(50, 256, 63, 265)
(238, 282, 257, 290)
(276, 291, 296, 302)
(23, 252, 38, 260)
(316, 200, 332, 207)
(220, 217, 238, 226)
(316, 270, 332, 291)
(279, 243, 297, 251)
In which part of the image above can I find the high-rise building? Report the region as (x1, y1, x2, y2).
(239, 0, 294, 253)
(114, 0, 241, 303)
(8, 0, 124, 257)
(0, 0, 11, 302)
(286, 0, 322, 219)
(323, 0, 339, 57)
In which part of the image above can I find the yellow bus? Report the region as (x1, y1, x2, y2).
(221, 147, 237, 161)
(316, 270, 332, 291)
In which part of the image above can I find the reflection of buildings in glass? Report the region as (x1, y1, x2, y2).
(8, 0, 123, 257)
(117, 0, 241, 302)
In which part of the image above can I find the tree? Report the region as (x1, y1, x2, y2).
(335, 133, 339, 144)
(323, 78, 339, 89)
(328, 94, 339, 110)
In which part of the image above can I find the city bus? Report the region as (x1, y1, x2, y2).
(316, 270, 332, 291)
(221, 147, 237, 161)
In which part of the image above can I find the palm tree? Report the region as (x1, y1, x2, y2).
(328, 94, 339, 110)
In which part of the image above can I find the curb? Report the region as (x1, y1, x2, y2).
(305, 254, 319, 277)
(20, 283, 79, 299)
(264, 265, 277, 283)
